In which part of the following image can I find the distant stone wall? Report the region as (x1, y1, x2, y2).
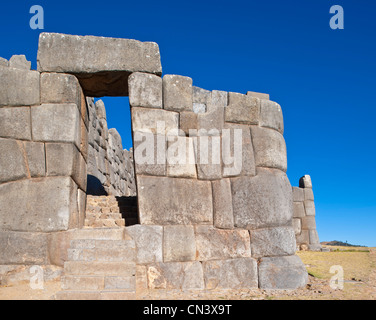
(293, 175, 322, 251)
(86, 98, 136, 197)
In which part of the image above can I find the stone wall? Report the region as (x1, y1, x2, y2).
(293, 175, 322, 251)
(86, 97, 136, 196)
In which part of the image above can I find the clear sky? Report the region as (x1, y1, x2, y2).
(1, 0, 375, 246)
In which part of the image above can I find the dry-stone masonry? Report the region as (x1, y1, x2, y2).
(293, 175, 322, 251)
(0, 33, 321, 297)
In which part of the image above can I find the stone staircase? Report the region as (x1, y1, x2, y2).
(55, 196, 139, 300)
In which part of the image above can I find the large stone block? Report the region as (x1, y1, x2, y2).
(163, 225, 196, 262)
(259, 100, 284, 134)
(202, 258, 258, 289)
(31, 104, 81, 149)
(0, 231, 49, 264)
(304, 200, 316, 216)
(24, 141, 46, 178)
(137, 176, 213, 225)
(37, 33, 162, 96)
(225, 92, 260, 125)
(223, 123, 256, 177)
(0, 67, 40, 106)
(250, 227, 296, 258)
(293, 202, 305, 218)
(128, 72, 162, 109)
(0, 139, 28, 183)
(166, 136, 196, 178)
(125, 225, 163, 264)
(231, 168, 293, 229)
(0, 107, 31, 140)
(296, 230, 309, 246)
(147, 261, 204, 290)
(212, 179, 234, 229)
(292, 218, 302, 235)
(163, 74, 193, 112)
(0, 177, 78, 232)
(292, 187, 304, 202)
(301, 216, 317, 230)
(258, 255, 308, 289)
(131, 107, 179, 135)
(9, 55, 31, 70)
(250, 126, 287, 172)
(195, 226, 252, 261)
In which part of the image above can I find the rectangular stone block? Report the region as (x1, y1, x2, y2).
(0, 177, 78, 232)
(0, 231, 49, 264)
(104, 276, 135, 291)
(163, 74, 193, 112)
(195, 226, 251, 261)
(247, 91, 270, 100)
(163, 225, 196, 262)
(125, 225, 163, 264)
(301, 216, 316, 230)
(179, 111, 198, 136)
(64, 261, 135, 277)
(147, 261, 204, 290)
(259, 100, 284, 134)
(250, 126, 287, 172)
(304, 200, 316, 216)
(293, 202, 305, 218)
(258, 255, 308, 289)
(31, 104, 81, 149)
(292, 218, 302, 235)
(37, 33, 162, 96)
(0, 139, 28, 183)
(137, 176, 213, 225)
(202, 258, 258, 289)
(250, 226, 296, 258)
(223, 123, 256, 177)
(231, 168, 293, 230)
(131, 107, 179, 135)
(296, 230, 309, 246)
(167, 136, 197, 178)
(292, 187, 304, 202)
(0, 67, 40, 106)
(225, 92, 260, 125)
(62, 275, 104, 291)
(128, 72, 162, 108)
(212, 179, 234, 229)
(304, 188, 314, 201)
(0, 107, 31, 140)
(24, 141, 46, 177)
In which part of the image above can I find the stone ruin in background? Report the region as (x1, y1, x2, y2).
(0, 33, 322, 298)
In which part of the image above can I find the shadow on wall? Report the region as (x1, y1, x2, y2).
(86, 174, 108, 196)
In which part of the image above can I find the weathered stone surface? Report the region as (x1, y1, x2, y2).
(24, 141, 46, 177)
(223, 123, 256, 177)
(0, 57, 8, 67)
(292, 187, 304, 202)
(163, 225, 196, 262)
(296, 230, 309, 246)
(299, 175, 312, 188)
(195, 226, 251, 261)
(31, 104, 81, 149)
(193, 86, 211, 106)
(0, 107, 31, 140)
(0, 67, 40, 106)
(37, 33, 162, 96)
(212, 179, 234, 229)
(166, 136, 196, 178)
(137, 176, 213, 225)
(193, 103, 206, 114)
(179, 111, 198, 136)
(259, 100, 284, 134)
(247, 91, 270, 100)
(304, 200, 316, 216)
(0, 231, 49, 264)
(163, 74, 193, 112)
(304, 188, 314, 201)
(147, 261, 204, 290)
(250, 227, 296, 258)
(258, 255, 308, 289)
(133, 132, 166, 176)
(125, 225, 163, 264)
(301, 216, 317, 230)
(292, 218, 302, 235)
(0, 139, 28, 183)
(9, 55, 31, 70)
(309, 230, 320, 245)
(194, 135, 222, 180)
(250, 126, 287, 172)
(129, 72, 162, 109)
(202, 258, 258, 289)
(231, 168, 293, 229)
(293, 202, 305, 218)
(131, 107, 179, 135)
(0, 177, 78, 232)
(225, 92, 260, 125)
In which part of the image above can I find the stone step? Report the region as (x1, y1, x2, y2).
(64, 261, 136, 277)
(61, 275, 136, 291)
(86, 212, 123, 220)
(84, 218, 125, 228)
(55, 290, 136, 300)
(70, 239, 135, 250)
(71, 228, 126, 240)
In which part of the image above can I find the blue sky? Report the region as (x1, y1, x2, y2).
(1, 0, 375, 246)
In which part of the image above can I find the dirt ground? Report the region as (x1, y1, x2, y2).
(1, 246, 375, 300)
